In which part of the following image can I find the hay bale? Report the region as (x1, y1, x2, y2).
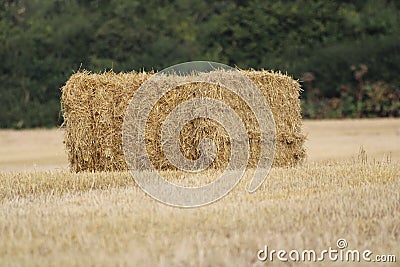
(242, 70, 306, 167)
(61, 70, 306, 173)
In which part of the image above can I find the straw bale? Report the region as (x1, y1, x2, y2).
(61, 70, 306, 172)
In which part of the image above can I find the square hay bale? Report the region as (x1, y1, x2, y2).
(61, 70, 306, 172)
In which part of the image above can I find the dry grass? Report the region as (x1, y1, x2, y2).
(304, 118, 400, 162)
(0, 118, 399, 266)
(0, 161, 399, 266)
(0, 129, 67, 172)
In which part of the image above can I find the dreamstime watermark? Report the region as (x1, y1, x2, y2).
(257, 238, 397, 263)
(122, 61, 276, 207)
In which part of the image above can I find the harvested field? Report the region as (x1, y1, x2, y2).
(0, 118, 399, 266)
(1, 118, 398, 171)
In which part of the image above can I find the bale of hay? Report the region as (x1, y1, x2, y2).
(242, 70, 306, 167)
(61, 69, 306, 173)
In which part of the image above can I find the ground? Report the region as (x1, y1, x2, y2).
(0, 118, 399, 266)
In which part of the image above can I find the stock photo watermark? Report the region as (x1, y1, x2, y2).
(122, 61, 276, 207)
(257, 238, 397, 263)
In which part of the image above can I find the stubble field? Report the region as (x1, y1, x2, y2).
(0, 118, 399, 266)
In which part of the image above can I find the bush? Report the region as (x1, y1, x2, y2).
(302, 64, 400, 119)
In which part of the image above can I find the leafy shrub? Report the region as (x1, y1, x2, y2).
(302, 64, 400, 119)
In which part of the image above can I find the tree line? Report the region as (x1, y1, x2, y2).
(1, 0, 399, 128)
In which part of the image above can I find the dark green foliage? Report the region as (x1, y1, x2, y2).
(302, 64, 400, 119)
(0, 0, 399, 128)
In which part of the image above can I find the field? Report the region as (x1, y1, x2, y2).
(0, 118, 399, 266)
